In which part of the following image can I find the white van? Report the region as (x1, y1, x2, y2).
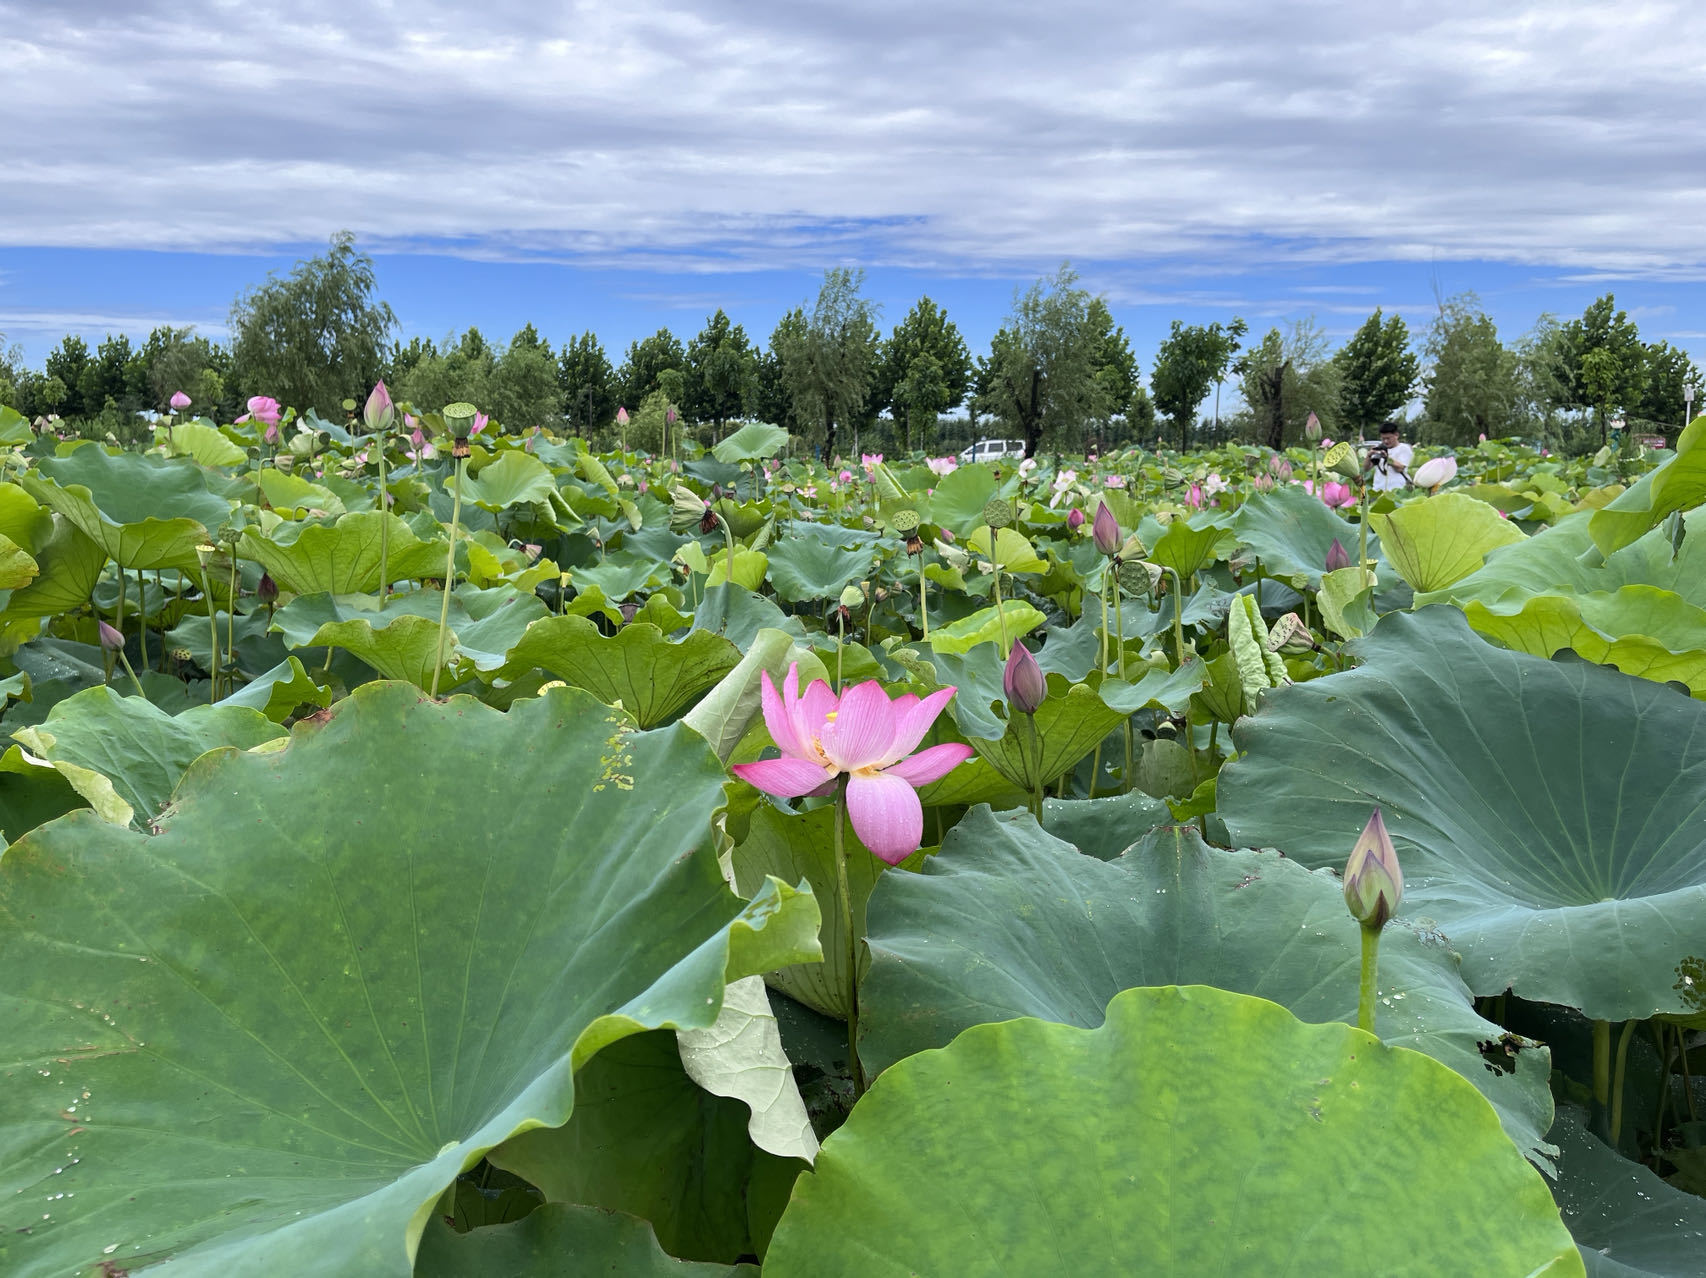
(958, 438, 1027, 463)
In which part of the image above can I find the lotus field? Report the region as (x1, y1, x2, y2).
(1, 387, 1704, 1277)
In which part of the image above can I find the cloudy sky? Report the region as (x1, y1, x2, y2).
(3, 0, 1705, 371)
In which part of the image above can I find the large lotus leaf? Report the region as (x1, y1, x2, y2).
(1465, 586, 1706, 695)
(1147, 511, 1236, 581)
(463, 450, 558, 511)
(731, 803, 892, 1021)
(1234, 483, 1370, 587)
(1316, 563, 1379, 639)
(0, 683, 819, 1277)
(711, 421, 791, 464)
(254, 466, 347, 517)
(861, 811, 1555, 1163)
(492, 616, 740, 728)
(1421, 506, 1706, 611)
(966, 673, 1130, 792)
(161, 421, 247, 467)
(964, 526, 1046, 574)
(1038, 788, 1171, 860)
(1548, 1107, 1706, 1276)
(575, 553, 665, 602)
(764, 985, 1581, 1277)
(20, 448, 232, 570)
(926, 601, 1045, 656)
(924, 464, 997, 535)
(239, 512, 449, 596)
(489, 1030, 801, 1263)
(11, 686, 287, 827)
(1590, 416, 1706, 555)
(415, 1204, 758, 1276)
(1218, 606, 1706, 1020)
(764, 527, 882, 604)
(0, 743, 87, 843)
(220, 656, 334, 722)
(1367, 491, 1526, 592)
(0, 533, 38, 590)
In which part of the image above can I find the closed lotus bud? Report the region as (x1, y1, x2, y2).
(1266, 611, 1316, 655)
(616, 406, 630, 427)
(98, 620, 124, 652)
(665, 405, 678, 426)
(1325, 538, 1351, 572)
(1067, 507, 1086, 531)
(1092, 501, 1120, 556)
(1003, 641, 1047, 715)
(1304, 411, 1322, 441)
(169, 390, 191, 411)
(364, 381, 395, 435)
(1344, 808, 1403, 930)
(257, 571, 279, 606)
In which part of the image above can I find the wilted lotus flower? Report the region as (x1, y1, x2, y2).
(1067, 507, 1086, 531)
(1092, 501, 1121, 556)
(169, 390, 191, 411)
(98, 620, 124, 652)
(1003, 641, 1047, 715)
(1320, 481, 1355, 509)
(471, 411, 489, 436)
(1325, 538, 1351, 572)
(731, 665, 976, 864)
(1411, 456, 1457, 490)
(1344, 808, 1403, 930)
(616, 406, 630, 427)
(364, 381, 395, 434)
(1304, 410, 1322, 441)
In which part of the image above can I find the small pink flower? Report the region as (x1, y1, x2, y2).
(731, 666, 975, 864)
(860, 452, 883, 476)
(1104, 474, 1127, 489)
(1067, 507, 1086, 531)
(927, 456, 958, 476)
(800, 484, 817, 499)
(939, 528, 955, 543)
(617, 407, 630, 427)
(638, 479, 649, 494)
(169, 390, 191, 411)
(1479, 433, 1488, 443)
(839, 469, 854, 484)
(1320, 438, 1335, 450)
(1184, 484, 1204, 509)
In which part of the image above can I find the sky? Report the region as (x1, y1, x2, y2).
(3, 0, 1706, 380)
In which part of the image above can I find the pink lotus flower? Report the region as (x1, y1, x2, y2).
(264, 423, 279, 445)
(617, 407, 630, 427)
(839, 469, 854, 484)
(1315, 481, 1354, 509)
(1103, 474, 1127, 489)
(860, 453, 883, 475)
(731, 666, 975, 864)
(1184, 484, 1204, 509)
(169, 390, 191, 411)
(472, 411, 488, 436)
(240, 395, 282, 425)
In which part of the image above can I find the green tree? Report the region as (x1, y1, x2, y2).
(1558, 296, 1647, 445)
(489, 326, 562, 430)
(876, 297, 972, 451)
(1334, 308, 1419, 435)
(76, 334, 142, 420)
(975, 265, 1115, 458)
(397, 329, 495, 415)
(138, 325, 225, 414)
(1086, 298, 1140, 448)
(683, 309, 757, 438)
(617, 329, 685, 412)
(1237, 319, 1341, 450)
(556, 331, 618, 437)
(44, 336, 92, 419)
(228, 231, 396, 416)
(1150, 317, 1247, 450)
(1422, 295, 1519, 444)
(1637, 340, 1704, 436)
(778, 268, 880, 458)
(755, 309, 807, 433)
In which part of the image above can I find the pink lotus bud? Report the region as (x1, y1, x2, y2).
(1067, 507, 1085, 531)
(1185, 484, 1204, 508)
(257, 571, 279, 606)
(411, 428, 425, 451)
(617, 407, 630, 427)
(1325, 539, 1351, 572)
(1003, 641, 1047, 715)
(363, 381, 395, 434)
(264, 423, 279, 445)
(98, 620, 124, 652)
(169, 391, 191, 411)
(1344, 807, 1403, 930)
(666, 406, 678, 426)
(1092, 501, 1120, 556)
(939, 528, 955, 543)
(1304, 411, 1322, 441)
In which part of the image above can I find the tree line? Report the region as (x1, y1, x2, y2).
(1, 232, 1698, 456)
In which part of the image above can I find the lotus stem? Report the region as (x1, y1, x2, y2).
(1115, 577, 1133, 790)
(1682, 1029, 1699, 1122)
(916, 549, 928, 642)
(836, 609, 845, 692)
(1592, 1019, 1611, 1121)
(1357, 924, 1381, 1035)
(200, 559, 220, 705)
(134, 569, 149, 674)
(992, 565, 1008, 658)
(1023, 711, 1044, 819)
(226, 555, 239, 696)
(1357, 478, 1370, 587)
(431, 455, 465, 697)
(1652, 1023, 1673, 1154)
(116, 565, 125, 645)
(833, 781, 865, 1097)
(1165, 567, 1187, 666)
(377, 432, 390, 607)
(1610, 1018, 1638, 1146)
(1098, 572, 1111, 676)
(116, 648, 146, 699)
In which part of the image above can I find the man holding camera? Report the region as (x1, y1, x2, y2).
(1366, 421, 1414, 492)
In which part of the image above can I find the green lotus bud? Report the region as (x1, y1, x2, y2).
(982, 497, 1014, 530)
(840, 584, 865, 608)
(1344, 808, 1403, 930)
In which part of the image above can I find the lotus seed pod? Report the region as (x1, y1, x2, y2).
(1115, 558, 1154, 597)
(891, 509, 921, 533)
(1324, 441, 1360, 479)
(982, 497, 1014, 530)
(442, 402, 478, 441)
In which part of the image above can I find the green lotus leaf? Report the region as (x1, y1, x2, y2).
(1234, 483, 1373, 588)
(488, 1030, 802, 1263)
(968, 673, 1130, 792)
(239, 512, 449, 596)
(1228, 592, 1287, 701)
(1316, 564, 1379, 639)
(462, 450, 558, 511)
(253, 466, 347, 517)
(0, 481, 53, 554)
(765, 985, 1581, 1277)
(926, 601, 1045, 656)
(415, 1204, 758, 1277)
(1146, 511, 1236, 581)
(161, 421, 248, 467)
(860, 811, 1555, 1163)
(493, 616, 740, 728)
(0, 532, 39, 590)
(0, 519, 109, 625)
(19, 447, 233, 571)
(1589, 416, 1706, 555)
(1465, 586, 1706, 695)
(711, 421, 791, 464)
(1367, 491, 1526, 592)
(0, 742, 87, 843)
(681, 629, 800, 764)
(918, 464, 996, 536)
(220, 656, 334, 722)
(964, 526, 1046, 574)
(911, 753, 1026, 810)
(764, 526, 881, 604)
(0, 683, 819, 1277)
(11, 685, 287, 827)
(1421, 507, 1706, 611)
(1218, 607, 1706, 1020)
(0, 404, 30, 444)
(1547, 1106, 1706, 1276)
(1038, 788, 1171, 860)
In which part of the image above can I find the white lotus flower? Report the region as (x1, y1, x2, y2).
(1412, 456, 1458, 490)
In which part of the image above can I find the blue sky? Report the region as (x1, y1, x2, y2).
(3, 0, 1705, 382)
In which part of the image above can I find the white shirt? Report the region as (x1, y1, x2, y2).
(1370, 441, 1414, 491)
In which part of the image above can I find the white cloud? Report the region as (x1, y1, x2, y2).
(2, 0, 1705, 275)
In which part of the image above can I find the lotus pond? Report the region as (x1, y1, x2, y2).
(0, 394, 1703, 1276)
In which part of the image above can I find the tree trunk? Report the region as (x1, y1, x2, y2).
(1022, 367, 1043, 458)
(825, 410, 837, 460)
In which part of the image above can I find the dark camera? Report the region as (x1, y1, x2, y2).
(1368, 445, 1389, 464)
